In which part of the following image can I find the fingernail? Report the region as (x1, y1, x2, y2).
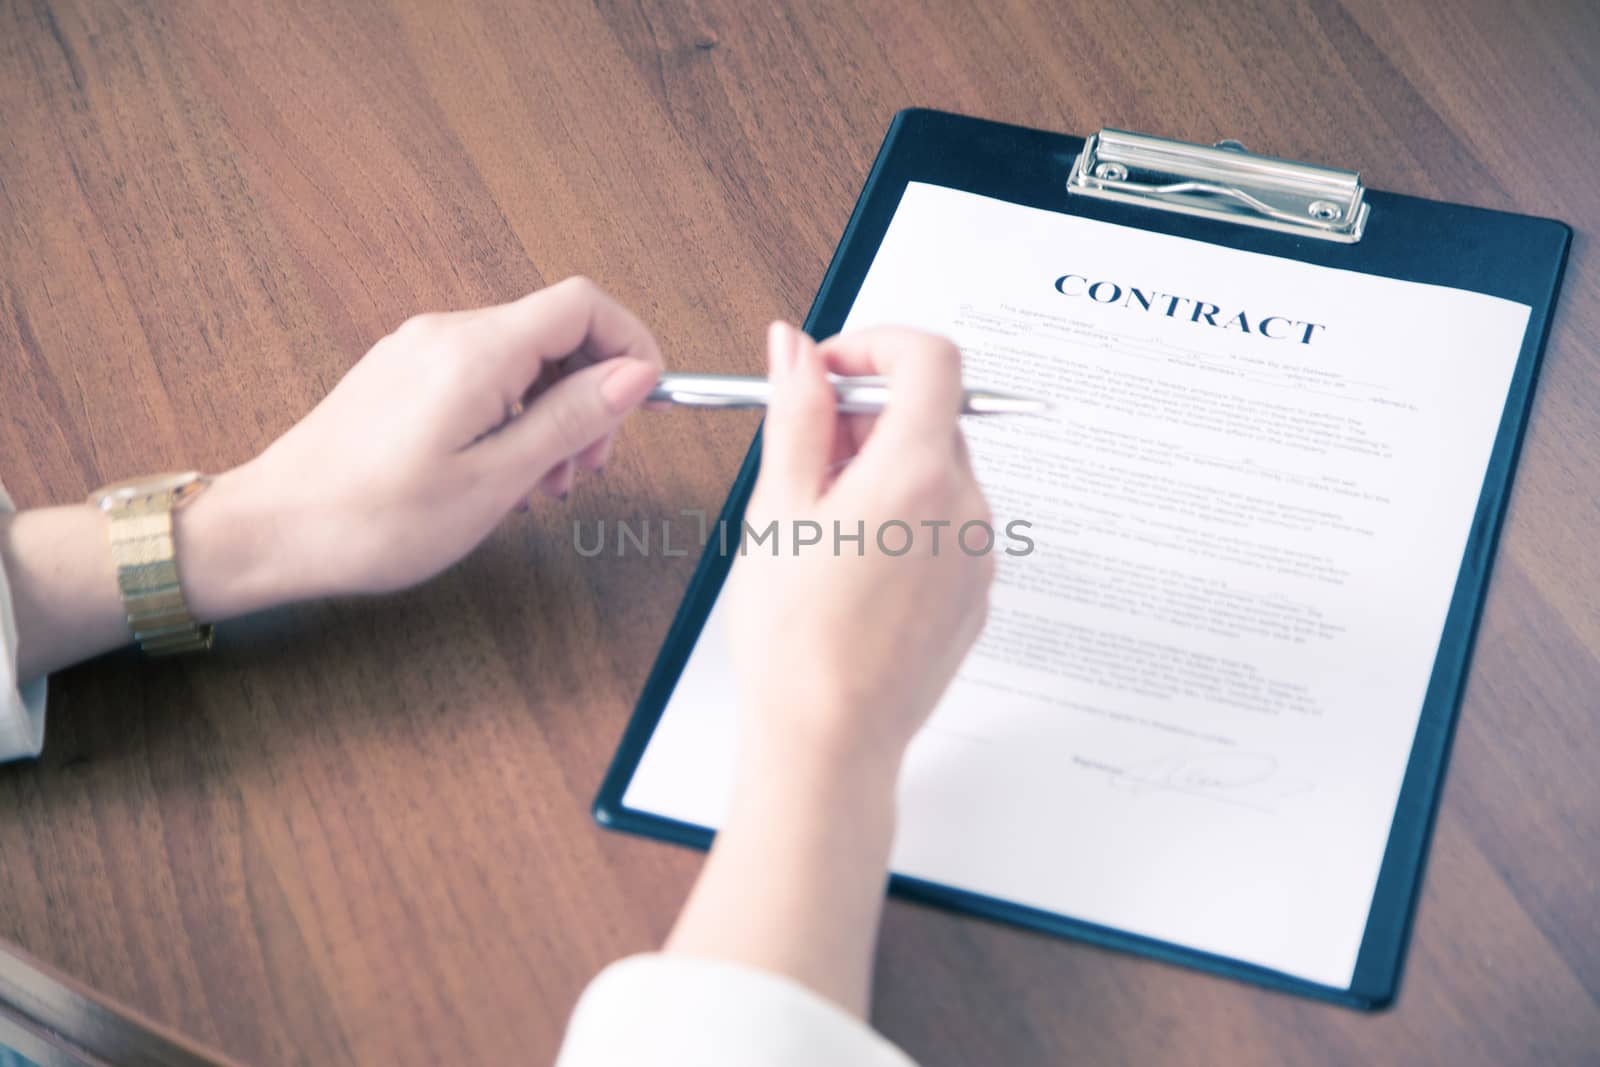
(600, 358, 662, 414)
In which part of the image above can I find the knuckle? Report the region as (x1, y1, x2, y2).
(546, 398, 598, 455)
(545, 404, 582, 451)
(394, 312, 443, 342)
(557, 274, 599, 300)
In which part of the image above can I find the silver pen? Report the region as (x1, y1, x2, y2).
(647, 373, 1051, 415)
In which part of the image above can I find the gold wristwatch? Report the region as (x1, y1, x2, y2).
(88, 471, 215, 656)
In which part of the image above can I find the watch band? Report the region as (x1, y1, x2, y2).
(92, 473, 215, 656)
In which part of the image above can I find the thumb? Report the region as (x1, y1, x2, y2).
(757, 321, 835, 506)
(474, 355, 660, 482)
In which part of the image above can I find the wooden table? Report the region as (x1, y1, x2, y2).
(2, 1, 1596, 1063)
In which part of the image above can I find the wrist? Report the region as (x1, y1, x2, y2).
(174, 464, 299, 621)
(736, 705, 905, 826)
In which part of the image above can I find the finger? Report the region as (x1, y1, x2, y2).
(467, 276, 663, 409)
(539, 457, 576, 500)
(817, 349, 878, 472)
(472, 354, 660, 484)
(816, 327, 964, 447)
(756, 321, 836, 506)
(574, 430, 613, 472)
(821, 411, 871, 482)
(839, 411, 876, 455)
(952, 425, 975, 478)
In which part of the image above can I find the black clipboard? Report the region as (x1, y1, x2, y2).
(593, 110, 1572, 1009)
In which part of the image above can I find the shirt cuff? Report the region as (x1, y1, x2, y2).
(556, 954, 918, 1067)
(0, 676, 47, 763)
(0, 483, 47, 762)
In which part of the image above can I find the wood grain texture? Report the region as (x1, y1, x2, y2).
(1, 0, 1596, 1063)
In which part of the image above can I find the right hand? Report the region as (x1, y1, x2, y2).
(726, 322, 995, 782)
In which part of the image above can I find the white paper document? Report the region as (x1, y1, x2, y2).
(623, 183, 1532, 987)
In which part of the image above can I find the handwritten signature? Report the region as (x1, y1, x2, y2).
(1074, 751, 1312, 813)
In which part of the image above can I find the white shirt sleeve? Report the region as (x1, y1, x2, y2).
(556, 954, 918, 1067)
(0, 484, 48, 762)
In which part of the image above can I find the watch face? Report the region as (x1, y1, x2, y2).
(92, 471, 204, 509)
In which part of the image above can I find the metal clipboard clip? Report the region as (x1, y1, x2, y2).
(1066, 128, 1369, 243)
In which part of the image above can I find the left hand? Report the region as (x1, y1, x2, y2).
(180, 276, 663, 617)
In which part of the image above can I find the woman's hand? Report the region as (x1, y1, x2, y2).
(665, 321, 994, 1018)
(180, 277, 664, 617)
(4, 277, 662, 682)
(727, 321, 994, 781)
